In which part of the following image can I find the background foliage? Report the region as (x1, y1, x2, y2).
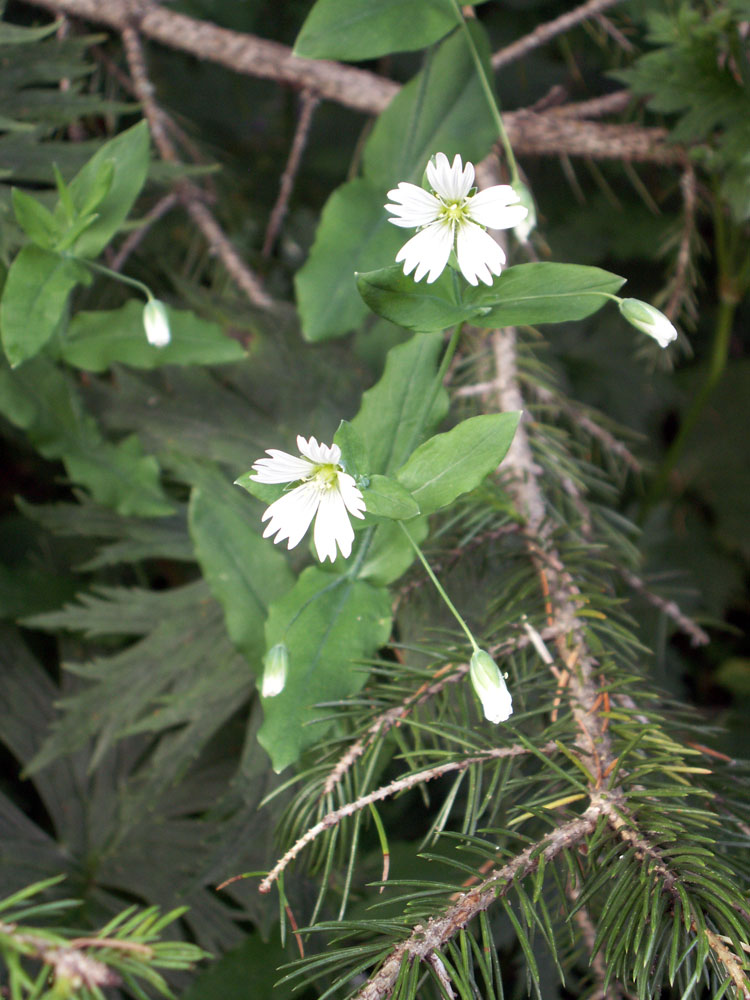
(0, 0, 748, 998)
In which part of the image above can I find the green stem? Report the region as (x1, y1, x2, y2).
(84, 259, 154, 301)
(449, 0, 520, 186)
(642, 296, 736, 514)
(398, 521, 479, 652)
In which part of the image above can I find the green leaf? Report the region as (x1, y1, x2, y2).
(350, 332, 449, 475)
(362, 475, 420, 520)
(11, 188, 58, 248)
(295, 178, 404, 342)
(334, 419, 370, 480)
(181, 931, 289, 1000)
(61, 300, 246, 371)
(67, 120, 150, 258)
(0, 245, 88, 367)
(465, 262, 626, 327)
(357, 265, 469, 331)
(295, 24, 497, 341)
(259, 567, 392, 771)
(187, 467, 294, 663)
(358, 515, 429, 585)
(294, 0, 456, 60)
(397, 412, 520, 515)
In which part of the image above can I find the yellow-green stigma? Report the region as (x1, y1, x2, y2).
(311, 463, 340, 491)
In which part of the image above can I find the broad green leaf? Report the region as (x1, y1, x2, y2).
(294, 0, 456, 60)
(0, 245, 87, 367)
(296, 24, 497, 342)
(397, 412, 520, 515)
(259, 567, 391, 771)
(334, 419, 370, 480)
(64, 434, 174, 517)
(466, 262, 626, 327)
(350, 332, 449, 475)
(295, 178, 403, 342)
(358, 514, 428, 585)
(363, 22, 497, 185)
(187, 468, 293, 663)
(61, 300, 246, 371)
(362, 475, 420, 520)
(11, 188, 57, 248)
(67, 120, 150, 258)
(357, 265, 468, 331)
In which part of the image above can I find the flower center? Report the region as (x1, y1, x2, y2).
(310, 463, 340, 492)
(439, 199, 467, 225)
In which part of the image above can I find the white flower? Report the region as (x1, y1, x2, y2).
(619, 298, 678, 348)
(469, 649, 513, 724)
(385, 152, 528, 286)
(143, 299, 171, 347)
(261, 643, 289, 698)
(251, 435, 366, 562)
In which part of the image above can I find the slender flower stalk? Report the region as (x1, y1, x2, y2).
(250, 436, 366, 562)
(386, 152, 527, 286)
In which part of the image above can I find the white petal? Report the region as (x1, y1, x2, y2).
(252, 450, 314, 484)
(395, 220, 453, 283)
(297, 435, 340, 465)
(456, 222, 506, 286)
(385, 183, 441, 227)
(313, 488, 354, 562)
(468, 186, 528, 230)
(261, 483, 320, 549)
(427, 152, 473, 202)
(337, 471, 366, 519)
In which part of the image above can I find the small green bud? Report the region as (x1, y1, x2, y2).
(261, 643, 289, 698)
(143, 298, 171, 348)
(469, 649, 513, 724)
(618, 298, 677, 348)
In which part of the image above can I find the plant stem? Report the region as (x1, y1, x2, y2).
(398, 521, 479, 651)
(84, 259, 154, 301)
(449, 0, 520, 186)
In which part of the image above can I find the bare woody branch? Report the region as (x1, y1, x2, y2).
(24, 0, 684, 166)
(254, 742, 556, 895)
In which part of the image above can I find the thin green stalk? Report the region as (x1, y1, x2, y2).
(398, 521, 479, 652)
(449, 0, 520, 186)
(84, 259, 154, 301)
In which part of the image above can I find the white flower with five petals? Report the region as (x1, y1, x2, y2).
(385, 152, 528, 286)
(251, 436, 366, 562)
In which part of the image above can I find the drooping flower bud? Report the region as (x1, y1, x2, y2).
(469, 649, 513, 724)
(261, 643, 289, 698)
(143, 298, 171, 348)
(512, 182, 537, 244)
(618, 298, 677, 348)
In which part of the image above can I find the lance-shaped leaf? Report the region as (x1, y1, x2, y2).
(362, 475, 420, 520)
(397, 412, 520, 516)
(0, 245, 89, 367)
(357, 265, 468, 331)
(294, 0, 458, 60)
(259, 567, 392, 771)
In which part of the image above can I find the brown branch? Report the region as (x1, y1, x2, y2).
(119, 21, 272, 308)
(262, 89, 320, 257)
(256, 742, 555, 894)
(663, 163, 699, 323)
(109, 190, 179, 271)
(619, 568, 710, 647)
(353, 805, 602, 1000)
(25, 0, 682, 166)
(491, 0, 626, 70)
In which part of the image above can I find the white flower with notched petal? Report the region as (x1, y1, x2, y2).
(251, 435, 366, 562)
(385, 152, 528, 286)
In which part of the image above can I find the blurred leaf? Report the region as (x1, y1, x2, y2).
(62, 300, 246, 371)
(10, 187, 57, 248)
(294, 0, 456, 60)
(260, 567, 392, 771)
(181, 930, 289, 1000)
(0, 245, 88, 367)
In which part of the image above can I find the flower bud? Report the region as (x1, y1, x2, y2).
(261, 643, 289, 698)
(469, 649, 513, 724)
(512, 182, 536, 243)
(143, 299, 171, 348)
(618, 298, 677, 348)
